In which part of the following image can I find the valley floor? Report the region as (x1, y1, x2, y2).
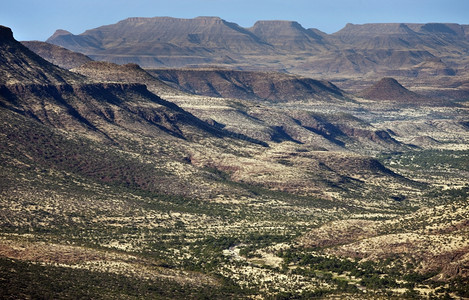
(1, 91, 468, 299)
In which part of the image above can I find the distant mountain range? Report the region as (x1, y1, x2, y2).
(45, 17, 469, 79)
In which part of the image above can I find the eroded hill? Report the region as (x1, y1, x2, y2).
(1, 24, 469, 299)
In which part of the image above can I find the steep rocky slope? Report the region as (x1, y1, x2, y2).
(0, 26, 83, 85)
(22, 41, 92, 69)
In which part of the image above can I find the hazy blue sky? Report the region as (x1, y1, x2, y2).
(2, 0, 469, 41)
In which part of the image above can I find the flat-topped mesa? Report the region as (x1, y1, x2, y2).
(249, 20, 328, 51)
(44, 18, 469, 73)
(334, 23, 416, 36)
(122, 16, 225, 25)
(0, 25, 14, 42)
(46, 16, 269, 58)
(250, 20, 309, 37)
(251, 20, 305, 29)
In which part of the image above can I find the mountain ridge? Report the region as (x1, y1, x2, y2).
(0, 26, 83, 85)
(0, 25, 261, 145)
(45, 17, 469, 77)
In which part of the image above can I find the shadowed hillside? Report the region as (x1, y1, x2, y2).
(22, 41, 92, 69)
(148, 68, 343, 101)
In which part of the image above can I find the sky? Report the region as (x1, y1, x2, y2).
(2, 0, 469, 41)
